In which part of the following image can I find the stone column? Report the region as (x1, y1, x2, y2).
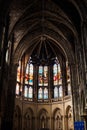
(81, 20, 87, 108)
(70, 63, 80, 122)
(1, 64, 17, 130)
(0, 15, 9, 111)
(34, 65, 38, 101)
(49, 65, 53, 100)
(61, 60, 67, 97)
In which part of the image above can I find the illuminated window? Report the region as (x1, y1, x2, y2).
(53, 64, 58, 85)
(53, 62, 62, 98)
(66, 62, 71, 95)
(54, 87, 58, 98)
(24, 63, 34, 98)
(38, 66, 48, 99)
(28, 87, 33, 98)
(17, 61, 21, 82)
(24, 86, 28, 97)
(38, 66, 43, 86)
(16, 83, 20, 95)
(59, 86, 62, 97)
(29, 64, 33, 85)
(16, 58, 34, 99)
(25, 64, 29, 84)
(44, 88, 48, 99)
(16, 60, 23, 96)
(44, 66, 48, 86)
(38, 88, 43, 99)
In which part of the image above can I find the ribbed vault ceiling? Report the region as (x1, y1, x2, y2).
(6, 0, 87, 64)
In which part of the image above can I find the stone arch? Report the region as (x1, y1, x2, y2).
(13, 105, 22, 130)
(13, 31, 75, 65)
(24, 107, 34, 130)
(53, 108, 63, 130)
(38, 108, 49, 130)
(65, 105, 73, 130)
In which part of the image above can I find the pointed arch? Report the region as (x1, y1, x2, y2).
(13, 105, 22, 130)
(53, 108, 63, 130)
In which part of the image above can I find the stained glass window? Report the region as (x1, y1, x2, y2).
(25, 63, 33, 85)
(44, 66, 48, 86)
(23, 62, 34, 99)
(16, 83, 20, 95)
(29, 64, 33, 85)
(66, 62, 71, 95)
(17, 61, 21, 82)
(38, 66, 48, 100)
(38, 88, 43, 99)
(25, 64, 29, 84)
(53, 64, 58, 85)
(28, 87, 33, 98)
(53, 62, 62, 98)
(44, 88, 48, 99)
(58, 64, 62, 85)
(59, 86, 62, 97)
(66, 62, 70, 82)
(38, 66, 43, 86)
(24, 86, 28, 97)
(54, 87, 58, 98)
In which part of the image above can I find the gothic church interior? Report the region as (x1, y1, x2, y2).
(0, 0, 87, 130)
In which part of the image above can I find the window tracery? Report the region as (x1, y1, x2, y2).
(15, 57, 71, 101)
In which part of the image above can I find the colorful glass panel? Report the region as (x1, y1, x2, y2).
(66, 62, 71, 95)
(28, 87, 33, 98)
(24, 86, 28, 97)
(38, 66, 43, 86)
(25, 64, 29, 84)
(53, 64, 58, 85)
(44, 66, 48, 86)
(59, 86, 62, 97)
(66, 63, 70, 82)
(21, 64, 23, 84)
(58, 64, 62, 84)
(54, 87, 58, 98)
(38, 88, 43, 99)
(44, 88, 48, 99)
(16, 83, 20, 95)
(29, 64, 33, 85)
(17, 61, 21, 82)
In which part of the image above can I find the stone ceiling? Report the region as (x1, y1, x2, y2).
(1, 0, 87, 64)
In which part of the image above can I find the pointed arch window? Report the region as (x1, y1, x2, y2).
(17, 61, 21, 82)
(44, 66, 48, 86)
(24, 62, 34, 99)
(44, 88, 48, 99)
(38, 88, 43, 99)
(38, 66, 43, 86)
(54, 87, 58, 98)
(66, 62, 71, 95)
(28, 87, 33, 98)
(59, 86, 62, 97)
(16, 83, 20, 95)
(16, 59, 34, 99)
(24, 86, 28, 97)
(16, 60, 23, 96)
(38, 66, 48, 100)
(53, 62, 62, 98)
(25, 63, 33, 85)
(29, 64, 33, 85)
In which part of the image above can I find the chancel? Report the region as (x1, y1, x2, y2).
(0, 0, 87, 130)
